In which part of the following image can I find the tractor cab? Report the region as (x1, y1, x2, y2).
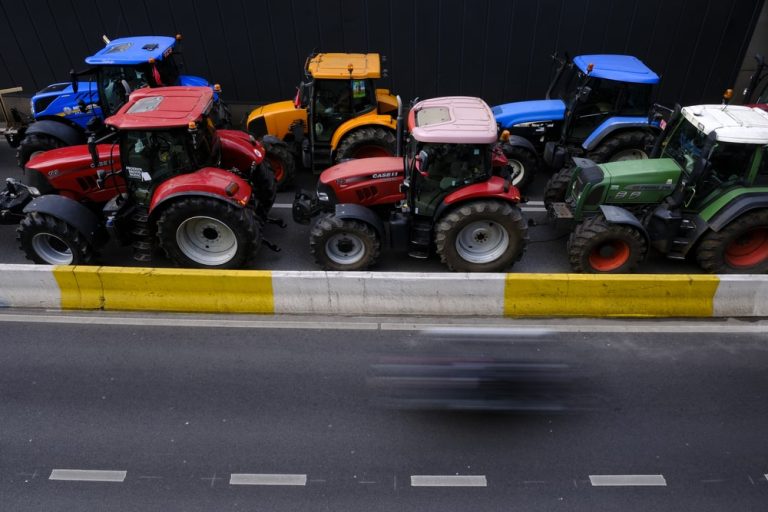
(405, 97, 501, 217)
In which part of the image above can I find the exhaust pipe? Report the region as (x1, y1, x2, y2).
(395, 95, 403, 157)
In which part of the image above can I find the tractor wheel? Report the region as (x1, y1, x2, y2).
(265, 144, 296, 191)
(696, 210, 768, 273)
(309, 214, 381, 271)
(543, 167, 573, 208)
(16, 212, 93, 265)
(335, 127, 396, 162)
(434, 200, 527, 272)
(17, 133, 65, 167)
(156, 197, 260, 269)
(587, 130, 655, 163)
(501, 143, 538, 191)
(567, 215, 647, 273)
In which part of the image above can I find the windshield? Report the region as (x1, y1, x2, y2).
(408, 140, 488, 181)
(548, 64, 580, 101)
(661, 118, 707, 173)
(99, 66, 150, 115)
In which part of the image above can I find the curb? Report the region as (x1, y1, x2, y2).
(2, 264, 765, 317)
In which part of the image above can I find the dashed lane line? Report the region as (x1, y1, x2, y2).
(49, 469, 127, 482)
(410, 475, 488, 487)
(229, 473, 307, 486)
(589, 475, 667, 487)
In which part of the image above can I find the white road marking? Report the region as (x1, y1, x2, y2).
(49, 469, 127, 482)
(229, 473, 307, 486)
(2, 312, 767, 334)
(272, 202, 546, 213)
(411, 475, 487, 487)
(589, 474, 667, 486)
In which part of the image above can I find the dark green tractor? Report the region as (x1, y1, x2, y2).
(549, 104, 768, 273)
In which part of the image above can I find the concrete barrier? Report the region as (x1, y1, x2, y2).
(0, 263, 766, 317)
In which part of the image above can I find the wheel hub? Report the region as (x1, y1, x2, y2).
(726, 228, 768, 267)
(326, 233, 365, 265)
(455, 221, 509, 264)
(589, 240, 630, 271)
(175, 216, 238, 266)
(31, 233, 73, 265)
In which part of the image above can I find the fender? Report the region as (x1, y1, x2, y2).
(599, 204, 650, 248)
(24, 119, 86, 146)
(218, 130, 265, 170)
(582, 117, 658, 151)
(332, 203, 385, 238)
(330, 114, 397, 150)
(246, 101, 306, 140)
(502, 134, 537, 155)
(706, 193, 768, 232)
(435, 176, 522, 219)
(22, 194, 106, 245)
(260, 134, 288, 149)
(148, 167, 252, 215)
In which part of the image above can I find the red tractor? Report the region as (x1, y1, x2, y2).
(292, 96, 528, 272)
(15, 86, 278, 268)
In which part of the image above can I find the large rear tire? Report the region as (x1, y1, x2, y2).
(335, 127, 396, 162)
(157, 197, 260, 269)
(16, 212, 93, 265)
(587, 130, 655, 163)
(265, 144, 296, 191)
(567, 215, 646, 273)
(17, 133, 65, 167)
(434, 200, 527, 272)
(696, 210, 768, 273)
(500, 144, 538, 191)
(543, 167, 573, 208)
(309, 214, 381, 271)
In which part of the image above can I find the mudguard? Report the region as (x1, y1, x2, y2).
(24, 119, 86, 146)
(706, 194, 768, 232)
(332, 203, 385, 237)
(218, 130, 265, 170)
(261, 134, 288, 149)
(582, 117, 658, 151)
(434, 176, 522, 220)
(22, 194, 106, 245)
(148, 167, 252, 215)
(330, 115, 397, 150)
(503, 135, 538, 154)
(599, 204, 649, 244)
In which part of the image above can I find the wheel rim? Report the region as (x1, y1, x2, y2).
(725, 227, 768, 268)
(588, 240, 630, 272)
(455, 220, 510, 264)
(507, 159, 526, 186)
(175, 216, 238, 266)
(325, 232, 366, 265)
(268, 156, 285, 184)
(610, 149, 648, 161)
(351, 145, 393, 158)
(31, 233, 74, 265)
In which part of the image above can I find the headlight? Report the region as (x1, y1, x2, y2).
(30, 99, 35, 115)
(317, 192, 329, 202)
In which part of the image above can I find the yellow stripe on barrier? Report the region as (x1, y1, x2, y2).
(504, 274, 720, 317)
(54, 266, 275, 313)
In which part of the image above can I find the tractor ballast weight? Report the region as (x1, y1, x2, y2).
(246, 53, 400, 187)
(548, 104, 768, 274)
(292, 96, 528, 273)
(493, 53, 661, 190)
(11, 35, 232, 167)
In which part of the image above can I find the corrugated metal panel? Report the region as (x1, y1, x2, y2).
(0, 0, 763, 107)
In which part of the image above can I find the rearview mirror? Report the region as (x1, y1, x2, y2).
(88, 134, 99, 167)
(416, 150, 430, 176)
(577, 86, 592, 102)
(70, 70, 78, 93)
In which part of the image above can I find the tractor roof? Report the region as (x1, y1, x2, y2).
(106, 86, 213, 130)
(306, 53, 382, 79)
(681, 105, 768, 144)
(573, 54, 659, 84)
(408, 96, 497, 144)
(86, 36, 177, 65)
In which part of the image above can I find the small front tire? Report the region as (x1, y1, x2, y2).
(309, 214, 381, 271)
(16, 212, 93, 265)
(501, 144, 538, 191)
(265, 144, 296, 191)
(543, 167, 573, 208)
(567, 215, 647, 273)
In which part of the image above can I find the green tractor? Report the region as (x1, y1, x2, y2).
(548, 104, 768, 273)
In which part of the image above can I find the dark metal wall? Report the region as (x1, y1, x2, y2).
(0, 0, 763, 107)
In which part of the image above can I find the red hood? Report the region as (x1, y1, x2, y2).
(319, 156, 404, 185)
(26, 144, 118, 172)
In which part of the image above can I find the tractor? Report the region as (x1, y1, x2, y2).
(246, 53, 399, 189)
(16, 86, 278, 269)
(5, 35, 233, 166)
(494, 53, 661, 190)
(292, 96, 528, 272)
(548, 104, 768, 274)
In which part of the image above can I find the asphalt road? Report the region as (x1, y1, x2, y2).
(0, 313, 767, 511)
(0, 139, 700, 273)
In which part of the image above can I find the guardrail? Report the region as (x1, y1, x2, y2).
(1, 264, 764, 317)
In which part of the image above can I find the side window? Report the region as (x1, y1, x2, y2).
(753, 146, 768, 186)
(351, 79, 375, 114)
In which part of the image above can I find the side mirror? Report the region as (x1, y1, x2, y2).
(415, 150, 430, 176)
(70, 70, 78, 93)
(577, 85, 592, 102)
(88, 134, 99, 167)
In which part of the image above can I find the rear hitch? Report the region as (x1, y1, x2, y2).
(292, 190, 322, 224)
(261, 238, 281, 252)
(0, 178, 38, 224)
(266, 216, 287, 228)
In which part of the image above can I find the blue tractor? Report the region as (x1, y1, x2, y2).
(493, 54, 661, 190)
(6, 35, 231, 166)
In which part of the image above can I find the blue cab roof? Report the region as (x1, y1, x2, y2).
(573, 54, 659, 84)
(85, 36, 176, 65)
